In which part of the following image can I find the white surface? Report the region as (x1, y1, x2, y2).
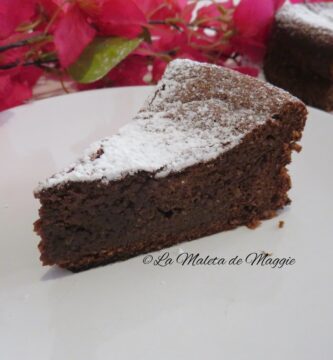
(0, 87, 332, 360)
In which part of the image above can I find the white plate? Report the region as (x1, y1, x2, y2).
(0, 87, 332, 360)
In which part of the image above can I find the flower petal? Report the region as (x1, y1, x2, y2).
(233, 0, 285, 60)
(0, 75, 32, 111)
(152, 58, 167, 83)
(135, 0, 181, 20)
(234, 0, 275, 41)
(54, 6, 96, 67)
(0, 0, 36, 39)
(88, 0, 146, 38)
(108, 55, 149, 86)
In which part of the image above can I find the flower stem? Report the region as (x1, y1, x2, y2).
(0, 57, 58, 70)
(0, 35, 52, 53)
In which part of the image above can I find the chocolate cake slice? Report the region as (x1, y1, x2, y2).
(264, 3, 333, 110)
(34, 59, 307, 272)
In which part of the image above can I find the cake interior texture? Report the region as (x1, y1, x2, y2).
(34, 59, 307, 272)
(264, 3, 333, 110)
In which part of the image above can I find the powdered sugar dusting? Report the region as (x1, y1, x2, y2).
(277, 3, 333, 38)
(36, 59, 298, 191)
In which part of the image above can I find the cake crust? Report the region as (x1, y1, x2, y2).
(36, 59, 301, 189)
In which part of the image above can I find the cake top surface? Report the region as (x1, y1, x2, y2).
(276, 3, 333, 39)
(36, 59, 300, 191)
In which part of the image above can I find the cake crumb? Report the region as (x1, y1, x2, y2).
(278, 220, 285, 229)
(247, 219, 262, 229)
(291, 143, 302, 153)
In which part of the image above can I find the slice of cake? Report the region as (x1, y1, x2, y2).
(34, 59, 307, 272)
(264, 3, 333, 111)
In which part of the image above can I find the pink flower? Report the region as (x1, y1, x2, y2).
(5, 0, 320, 112)
(234, 0, 282, 41)
(0, 66, 42, 111)
(108, 55, 149, 86)
(196, 1, 234, 28)
(0, 75, 30, 111)
(54, 5, 96, 67)
(16, 66, 43, 87)
(38, 0, 58, 16)
(84, 0, 146, 38)
(152, 58, 167, 83)
(0, 0, 37, 39)
(135, 0, 181, 20)
(0, 33, 40, 73)
(232, 0, 286, 60)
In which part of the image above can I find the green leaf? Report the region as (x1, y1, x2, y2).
(68, 37, 142, 84)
